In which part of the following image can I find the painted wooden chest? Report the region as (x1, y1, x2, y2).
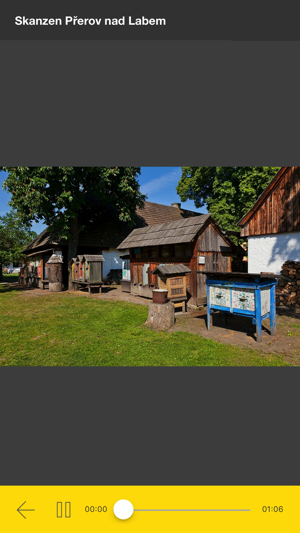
(203, 272, 279, 342)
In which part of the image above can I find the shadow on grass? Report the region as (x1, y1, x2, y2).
(2, 275, 19, 283)
(0, 284, 33, 294)
(0, 286, 23, 294)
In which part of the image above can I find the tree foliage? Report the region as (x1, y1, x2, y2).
(2, 167, 145, 237)
(176, 167, 280, 232)
(0, 210, 37, 267)
(2, 167, 145, 287)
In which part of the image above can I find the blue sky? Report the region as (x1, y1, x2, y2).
(0, 167, 206, 235)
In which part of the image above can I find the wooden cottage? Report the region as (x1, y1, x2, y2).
(238, 167, 300, 274)
(117, 215, 235, 306)
(22, 197, 202, 289)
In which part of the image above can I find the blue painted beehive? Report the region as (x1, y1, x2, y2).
(203, 272, 279, 342)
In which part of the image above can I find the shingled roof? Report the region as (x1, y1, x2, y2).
(23, 227, 64, 252)
(117, 214, 211, 249)
(136, 201, 200, 225)
(23, 199, 202, 253)
(152, 264, 191, 275)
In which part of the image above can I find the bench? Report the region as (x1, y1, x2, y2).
(169, 296, 187, 313)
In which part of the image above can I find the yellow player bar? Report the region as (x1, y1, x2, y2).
(0, 486, 296, 532)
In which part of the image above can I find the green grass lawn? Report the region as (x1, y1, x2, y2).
(0, 286, 292, 366)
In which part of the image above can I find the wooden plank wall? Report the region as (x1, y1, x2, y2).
(241, 167, 300, 236)
(198, 223, 232, 252)
(129, 224, 233, 305)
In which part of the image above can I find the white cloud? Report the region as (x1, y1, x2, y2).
(140, 169, 181, 195)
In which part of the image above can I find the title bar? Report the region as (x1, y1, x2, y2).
(1, 0, 299, 40)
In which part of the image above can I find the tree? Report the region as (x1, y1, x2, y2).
(0, 210, 37, 281)
(176, 167, 280, 233)
(2, 167, 145, 288)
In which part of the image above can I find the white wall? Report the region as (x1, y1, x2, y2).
(102, 248, 129, 280)
(3, 262, 13, 270)
(248, 232, 300, 274)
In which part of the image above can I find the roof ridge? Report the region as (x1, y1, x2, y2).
(138, 200, 202, 214)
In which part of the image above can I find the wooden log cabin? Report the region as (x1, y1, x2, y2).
(117, 215, 235, 306)
(21, 197, 202, 289)
(238, 167, 300, 274)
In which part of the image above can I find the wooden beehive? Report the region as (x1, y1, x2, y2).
(82, 255, 105, 284)
(77, 255, 84, 280)
(70, 258, 80, 281)
(47, 253, 63, 292)
(158, 274, 187, 299)
(152, 265, 191, 301)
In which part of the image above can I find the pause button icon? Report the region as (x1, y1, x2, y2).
(57, 502, 71, 518)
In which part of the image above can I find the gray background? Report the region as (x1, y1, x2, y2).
(1, 41, 299, 165)
(1, 368, 298, 484)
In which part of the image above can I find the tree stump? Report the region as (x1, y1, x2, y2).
(145, 301, 175, 330)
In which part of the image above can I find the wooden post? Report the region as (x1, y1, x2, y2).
(207, 283, 212, 330)
(255, 288, 262, 342)
(270, 283, 276, 336)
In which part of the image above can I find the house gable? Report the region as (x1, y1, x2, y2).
(238, 167, 300, 237)
(198, 220, 233, 252)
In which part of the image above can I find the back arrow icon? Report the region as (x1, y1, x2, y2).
(17, 501, 35, 519)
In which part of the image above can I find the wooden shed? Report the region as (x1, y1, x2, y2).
(117, 215, 235, 306)
(238, 167, 300, 274)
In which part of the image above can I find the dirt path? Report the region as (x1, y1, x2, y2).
(169, 309, 300, 364)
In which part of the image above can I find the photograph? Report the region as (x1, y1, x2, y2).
(1, 165, 299, 367)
